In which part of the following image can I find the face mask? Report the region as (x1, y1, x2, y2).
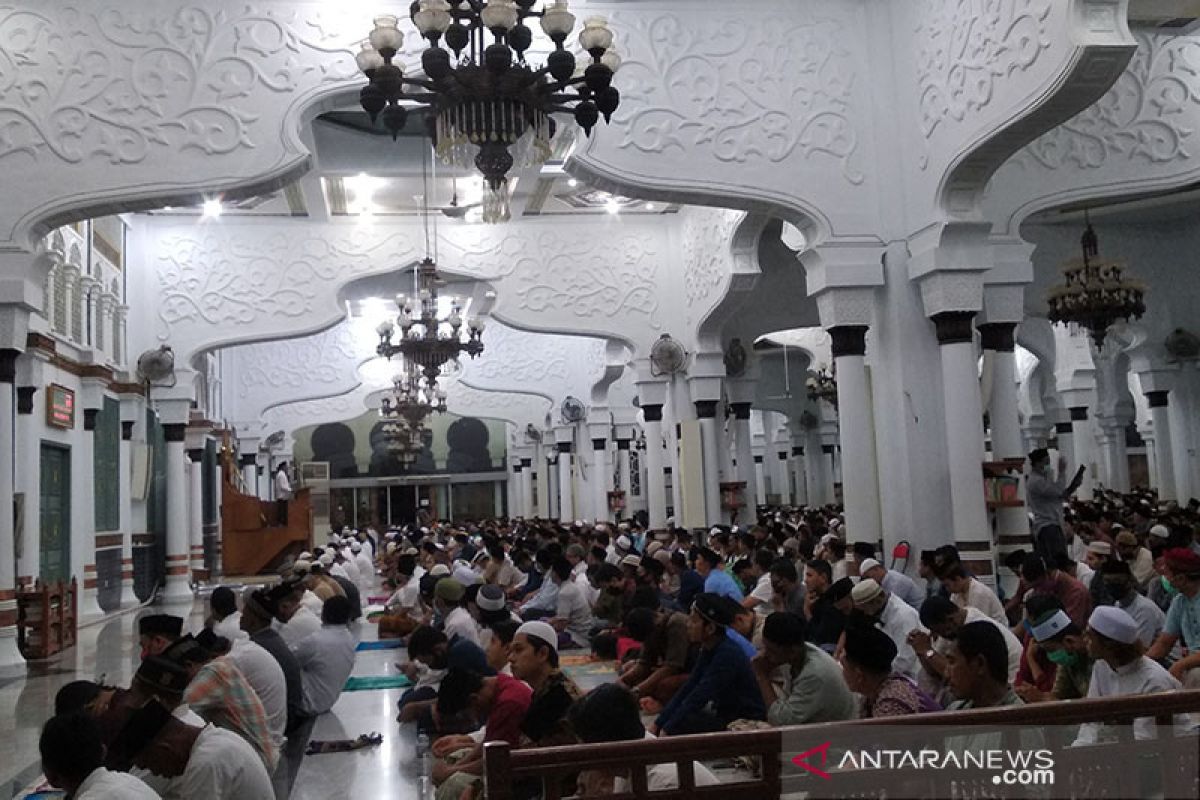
(1046, 649, 1078, 667)
(1161, 575, 1180, 597)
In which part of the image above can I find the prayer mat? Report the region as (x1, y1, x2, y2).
(559, 653, 605, 666)
(366, 611, 384, 621)
(342, 675, 413, 692)
(305, 732, 384, 755)
(562, 659, 617, 681)
(355, 639, 404, 651)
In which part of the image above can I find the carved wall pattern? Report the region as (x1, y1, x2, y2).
(460, 320, 609, 405)
(448, 383, 552, 428)
(682, 207, 740, 308)
(915, 0, 1053, 148)
(0, 4, 358, 168)
(607, 8, 864, 185)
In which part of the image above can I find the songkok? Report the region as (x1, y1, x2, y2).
(434, 578, 465, 603)
(516, 621, 558, 653)
(134, 655, 191, 696)
(477, 584, 507, 612)
(620, 554, 642, 568)
(1030, 609, 1072, 642)
(616, 535, 632, 551)
(1149, 524, 1171, 540)
(858, 558, 882, 574)
(851, 578, 883, 605)
(692, 593, 735, 627)
(1087, 541, 1112, 556)
(1088, 605, 1138, 645)
(429, 564, 451, 577)
(1164, 547, 1200, 575)
(1114, 531, 1138, 547)
(138, 614, 183, 639)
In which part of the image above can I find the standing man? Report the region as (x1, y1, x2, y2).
(274, 462, 293, 527)
(1025, 448, 1085, 564)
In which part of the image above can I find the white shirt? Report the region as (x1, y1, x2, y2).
(880, 569, 925, 609)
(1073, 562, 1095, 586)
(228, 639, 287, 753)
(340, 557, 361, 586)
(158, 724, 274, 800)
(952, 578, 1007, 627)
(273, 470, 291, 500)
(1124, 546, 1156, 586)
(299, 588, 323, 616)
(1073, 656, 1186, 745)
(575, 570, 599, 606)
(75, 767, 161, 799)
(212, 613, 248, 645)
(612, 733, 720, 791)
(386, 581, 422, 614)
(292, 624, 357, 715)
(749, 573, 774, 616)
(1116, 590, 1167, 647)
(878, 594, 926, 680)
(555, 579, 595, 647)
(932, 606, 1023, 682)
(330, 562, 351, 581)
(355, 552, 376, 585)
(278, 604, 322, 648)
(496, 559, 527, 590)
(443, 606, 480, 647)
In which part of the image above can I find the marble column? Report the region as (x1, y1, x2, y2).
(1069, 406, 1095, 496)
(932, 311, 993, 587)
(521, 458, 534, 520)
(591, 436, 609, 523)
(162, 424, 192, 603)
(752, 455, 766, 507)
(509, 461, 523, 518)
(1146, 391, 1175, 500)
(615, 438, 633, 507)
(15, 384, 38, 586)
(803, 428, 823, 506)
(829, 325, 882, 543)
(78, 406, 104, 618)
(821, 444, 838, 505)
(641, 405, 668, 529)
(1096, 419, 1130, 492)
(555, 440, 574, 523)
(791, 444, 808, 506)
(980, 322, 1027, 580)
(729, 403, 755, 513)
(0, 349, 21, 667)
(546, 452, 560, 520)
(117, 418, 135, 606)
(187, 448, 205, 584)
(694, 400, 722, 526)
(239, 453, 256, 497)
(536, 443, 551, 518)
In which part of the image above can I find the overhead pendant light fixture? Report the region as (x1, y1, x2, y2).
(1046, 212, 1146, 347)
(356, 1, 621, 223)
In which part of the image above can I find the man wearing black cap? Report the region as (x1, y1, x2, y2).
(241, 586, 306, 735)
(649, 593, 765, 736)
(138, 614, 183, 660)
(1026, 448, 1086, 564)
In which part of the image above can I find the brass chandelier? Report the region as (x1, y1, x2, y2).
(1046, 216, 1145, 347)
(355, 2, 621, 222)
(379, 367, 447, 465)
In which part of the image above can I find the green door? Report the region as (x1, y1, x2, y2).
(40, 444, 71, 583)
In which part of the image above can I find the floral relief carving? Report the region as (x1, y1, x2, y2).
(449, 383, 551, 427)
(0, 4, 358, 166)
(682, 208, 740, 311)
(235, 322, 366, 400)
(915, 0, 1053, 145)
(465, 322, 572, 386)
(1009, 33, 1199, 171)
(607, 10, 864, 184)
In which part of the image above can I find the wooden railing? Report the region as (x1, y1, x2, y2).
(482, 689, 1200, 799)
(220, 482, 312, 576)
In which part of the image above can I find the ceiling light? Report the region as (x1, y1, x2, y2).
(644, 202, 656, 211)
(605, 198, 620, 215)
(567, 178, 579, 188)
(201, 199, 222, 218)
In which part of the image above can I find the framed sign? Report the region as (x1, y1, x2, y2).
(46, 383, 76, 429)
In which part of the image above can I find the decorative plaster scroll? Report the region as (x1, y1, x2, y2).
(459, 319, 609, 405)
(682, 207, 740, 310)
(608, 9, 863, 186)
(447, 382, 552, 429)
(0, 4, 357, 167)
(236, 323, 362, 399)
(915, 0, 1054, 150)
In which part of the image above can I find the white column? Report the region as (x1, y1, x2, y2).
(520, 457, 534, 519)
(1053, 416, 1075, 477)
(554, 429, 575, 522)
(641, 407, 668, 529)
(829, 325, 882, 543)
(240, 455, 256, 497)
(981, 323, 1026, 589)
(1068, 406, 1096, 496)
(590, 435, 609, 523)
(536, 442, 551, 518)
(0, 350, 22, 667)
(187, 448, 205, 584)
(790, 439, 808, 506)
(695, 401, 722, 526)
(162, 424, 193, 603)
(933, 312, 994, 588)
(78, 406, 103, 618)
(1146, 390, 1175, 500)
(1098, 419, 1131, 492)
(730, 403, 756, 514)
(616, 439, 633, 499)
(509, 461, 523, 518)
(546, 452, 560, 519)
(803, 428, 823, 506)
(117, 414, 134, 605)
(753, 455, 766, 507)
(15, 384, 40, 586)
(821, 443, 838, 505)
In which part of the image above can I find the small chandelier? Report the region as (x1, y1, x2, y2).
(806, 365, 838, 407)
(379, 417, 425, 466)
(356, 2, 621, 221)
(1046, 215, 1145, 347)
(376, 257, 485, 384)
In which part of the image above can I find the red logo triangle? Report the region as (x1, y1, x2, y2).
(791, 741, 833, 780)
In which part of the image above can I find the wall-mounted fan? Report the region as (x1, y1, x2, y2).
(136, 345, 176, 388)
(262, 430, 286, 451)
(560, 396, 587, 424)
(649, 334, 688, 377)
(524, 423, 543, 443)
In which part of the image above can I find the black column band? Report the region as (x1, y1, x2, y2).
(239, 454, 256, 468)
(792, 446, 803, 457)
(616, 439, 631, 451)
(694, 400, 718, 419)
(931, 311, 976, 345)
(641, 404, 663, 422)
(592, 438, 606, 451)
(186, 448, 203, 462)
(829, 325, 868, 358)
(16, 386, 35, 414)
(556, 442, 572, 454)
(1069, 406, 1088, 422)
(753, 455, 763, 464)
(1055, 422, 1073, 435)
(729, 402, 752, 420)
(163, 423, 187, 442)
(0, 348, 18, 383)
(977, 322, 1017, 352)
(521, 458, 532, 468)
(1146, 391, 1170, 409)
(822, 444, 835, 455)
(83, 408, 100, 432)
(122, 420, 135, 440)
(778, 451, 789, 461)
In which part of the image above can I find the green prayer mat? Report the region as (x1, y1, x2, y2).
(342, 675, 413, 692)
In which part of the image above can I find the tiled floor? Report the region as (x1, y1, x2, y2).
(2, 586, 622, 800)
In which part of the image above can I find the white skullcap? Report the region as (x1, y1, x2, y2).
(350, 542, 362, 553)
(708, 527, 723, 537)
(1030, 610, 1072, 642)
(386, 542, 398, 554)
(616, 535, 632, 550)
(858, 558, 882, 574)
(1088, 605, 1138, 645)
(850, 578, 882, 604)
(298, 551, 312, 560)
(646, 541, 662, 556)
(621, 554, 642, 568)
(403, 547, 419, 557)
(318, 552, 334, 567)
(1149, 524, 1170, 539)
(452, 565, 481, 586)
(574, 519, 584, 527)
(830, 519, 842, 530)
(477, 584, 506, 612)
(292, 559, 312, 573)
(516, 621, 558, 654)
(1087, 540, 1112, 556)
(429, 564, 451, 577)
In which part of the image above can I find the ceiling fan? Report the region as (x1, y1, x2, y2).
(439, 177, 481, 220)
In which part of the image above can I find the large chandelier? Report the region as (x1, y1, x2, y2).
(355, 2, 621, 221)
(379, 368, 446, 465)
(1046, 216, 1145, 347)
(376, 257, 486, 385)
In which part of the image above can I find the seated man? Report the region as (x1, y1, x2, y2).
(292, 595, 357, 716)
(753, 612, 856, 726)
(39, 712, 160, 799)
(546, 557, 595, 649)
(97, 695, 273, 800)
(938, 562, 1007, 627)
(590, 563, 628, 631)
(1100, 559, 1165, 647)
(847, 578, 925, 680)
(207, 587, 247, 644)
(1074, 605, 1186, 745)
(240, 586, 306, 736)
(619, 606, 694, 710)
(138, 614, 184, 660)
(273, 579, 323, 648)
(568, 683, 718, 794)
(694, 547, 743, 602)
(841, 626, 941, 718)
(376, 555, 425, 639)
(910, 596, 1022, 692)
(651, 593, 766, 736)
(396, 625, 492, 728)
(946, 622, 1024, 710)
(860, 558, 924, 610)
(507, 621, 582, 747)
(1015, 609, 1093, 702)
(431, 669, 532, 800)
(768, 558, 806, 616)
(1147, 547, 1200, 690)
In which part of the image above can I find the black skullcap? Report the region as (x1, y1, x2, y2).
(1029, 448, 1050, 465)
(54, 680, 101, 716)
(826, 577, 855, 603)
(691, 592, 735, 627)
(133, 655, 192, 698)
(160, 634, 207, 666)
(842, 625, 897, 674)
(137, 614, 183, 639)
